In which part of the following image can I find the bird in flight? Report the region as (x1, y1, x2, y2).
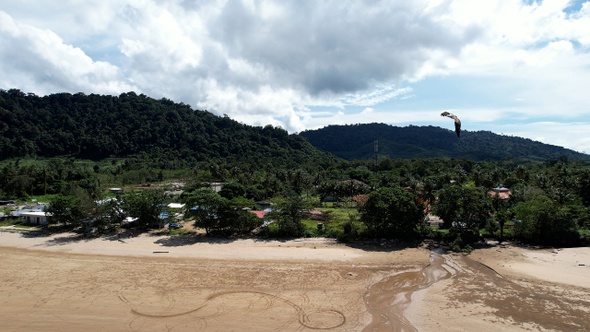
(441, 111, 461, 138)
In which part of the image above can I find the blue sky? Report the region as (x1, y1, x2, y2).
(1, 0, 590, 153)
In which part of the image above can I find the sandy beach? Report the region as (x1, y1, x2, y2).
(0, 229, 589, 331)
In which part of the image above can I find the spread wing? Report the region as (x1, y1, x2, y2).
(440, 112, 461, 138)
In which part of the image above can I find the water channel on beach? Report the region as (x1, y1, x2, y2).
(363, 249, 455, 332)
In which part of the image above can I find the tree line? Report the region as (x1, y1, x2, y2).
(3, 155, 588, 248)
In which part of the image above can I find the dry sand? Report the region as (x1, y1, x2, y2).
(0, 229, 589, 331)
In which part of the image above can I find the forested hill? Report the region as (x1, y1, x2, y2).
(299, 123, 590, 161)
(0, 89, 334, 167)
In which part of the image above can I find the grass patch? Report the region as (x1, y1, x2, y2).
(13, 223, 40, 229)
(302, 220, 323, 237)
(0, 218, 40, 229)
(28, 194, 59, 204)
(168, 228, 192, 236)
(0, 218, 21, 227)
(315, 206, 359, 221)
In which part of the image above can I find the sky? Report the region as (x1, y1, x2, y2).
(1, 0, 590, 153)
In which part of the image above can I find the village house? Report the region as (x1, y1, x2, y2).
(488, 186, 512, 201)
(19, 211, 49, 225)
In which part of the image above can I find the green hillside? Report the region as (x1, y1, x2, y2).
(3, 90, 587, 166)
(299, 123, 590, 161)
(0, 89, 334, 168)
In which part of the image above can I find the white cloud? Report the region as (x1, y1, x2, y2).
(499, 121, 590, 154)
(1, 1, 478, 113)
(0, 0, 590, 153)
(0, 11, 133, 95)
(361, 108, 374, 115)
(344, 86, 413, 107)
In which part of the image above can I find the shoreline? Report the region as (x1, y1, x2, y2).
(0, 228, 428, 264)
(2, 228, 589, 286)
(1, 228, 589, 331)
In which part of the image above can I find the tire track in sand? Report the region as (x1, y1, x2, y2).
(125, 290, 346, 330)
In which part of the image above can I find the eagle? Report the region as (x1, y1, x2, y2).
(441, 111, 461, 138)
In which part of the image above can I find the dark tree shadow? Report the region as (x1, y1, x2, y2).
(344, 238, 422, 253)
(19, 229, 52, 238)
(40, 233, 89, 246)
(153, 233, 237, 247)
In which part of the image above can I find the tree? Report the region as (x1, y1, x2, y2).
(490, 191, 512, 242)
(218, 181, 246, 200)
(93, 198, 126, 233)
(513, 194, 580, 246)
(577, 169, 590, 207)
(433, 185, 492, 244)
(267, 194, 310, 237)
(182, 187, 225, 235)
(122, 190, 166, 229)
(493, 209, 511, 242)
(46, 195, 86, 227)
(182, 187, 260, 235)
(359, 186, 425, 240)
(226, 198, 261, 234)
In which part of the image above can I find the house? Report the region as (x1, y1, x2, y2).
(249, 210, 268, 219)
(488, 186, 512, 200)
(20, 211, 49, 225)
(249, 210, 272, 234)
(203, 182, 224, 192)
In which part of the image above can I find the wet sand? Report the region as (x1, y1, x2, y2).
(406, 246, 590, 332)
(0, 230, 589, 331)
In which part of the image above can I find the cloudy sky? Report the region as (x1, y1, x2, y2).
(1, 0, 590, 153)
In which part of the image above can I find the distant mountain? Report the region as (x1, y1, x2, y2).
(0, 89, 335, 168)
(298, 123, 590, 161)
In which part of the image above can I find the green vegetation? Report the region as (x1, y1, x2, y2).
(360, 186, 425, 240)
(1, 90, 589, 249)
(0, 89, 334, 168)
(2, 154, 589, 248)
(0, 218, 21, 227)
(300, 123, 590, 161)
(167, 228, 193, 236)
(433, 186, 493, 244)
(181, 187, 260, 235)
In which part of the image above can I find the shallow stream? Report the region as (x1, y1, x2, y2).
(363, 250, 454, 332)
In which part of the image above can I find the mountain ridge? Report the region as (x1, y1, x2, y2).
(0, 89, 334, 168)
(2, 89, 586, 164)
(298, 123, 590, 161)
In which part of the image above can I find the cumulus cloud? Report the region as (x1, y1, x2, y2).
(0, 1, 477, 115)
(1, 0, 590, 152)
(209, 1, 476, 93)
(0, 11, 133, 95)
(344, 86, 413, 107)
